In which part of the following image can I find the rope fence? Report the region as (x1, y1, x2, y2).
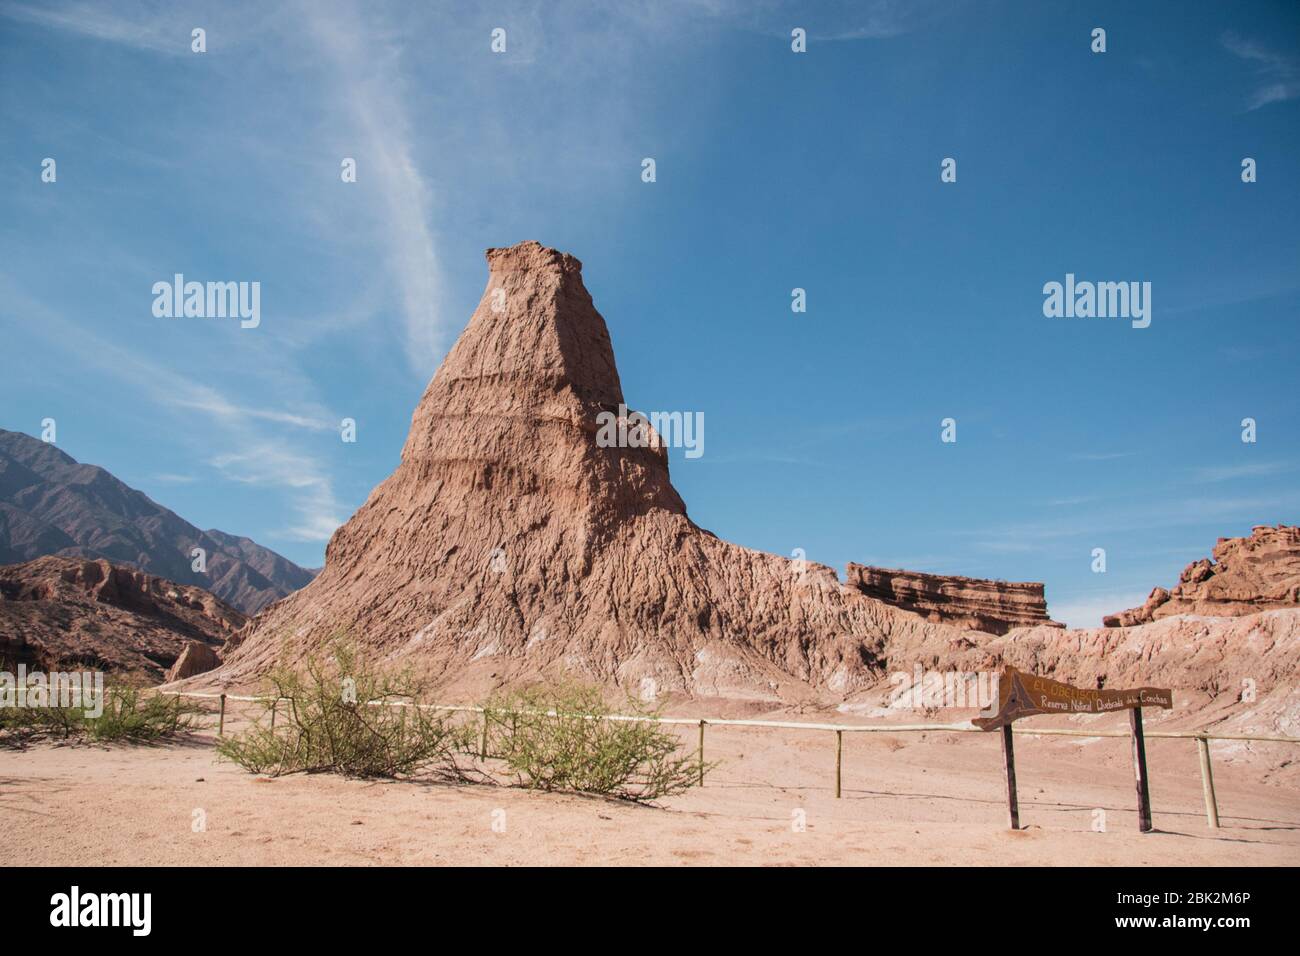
(162, 689, 1300, 832)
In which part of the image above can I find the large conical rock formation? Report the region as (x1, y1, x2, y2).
(202, 242, 1300, 733)
(215, 242, 949, 701)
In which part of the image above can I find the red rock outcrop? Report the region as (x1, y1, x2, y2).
(211, 242, 975, 701)
(165, 640, 222, 682)
(1104, 525, 1300, 627)
(0, 556, 243, 678)
(845, 564, 1061, 635)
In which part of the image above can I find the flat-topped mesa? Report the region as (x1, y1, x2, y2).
(845, 563, 1062, 636)
(1104, 524, 1300, 627)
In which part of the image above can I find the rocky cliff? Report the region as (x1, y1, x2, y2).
(845, 564, 1061, 635)
(1104, 524, 1300, 627)
(0, 556, 243, 678)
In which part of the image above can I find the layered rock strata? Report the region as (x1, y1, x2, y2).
(845, 564, 1061, 635)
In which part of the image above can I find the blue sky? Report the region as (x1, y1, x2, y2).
(1, 0, 1297, 627)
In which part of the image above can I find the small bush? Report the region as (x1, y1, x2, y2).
(88, 686, 203, 741)
(216, 641, 472, 778)
(0, 686, 203, 747)
(482, 682, 712, 802)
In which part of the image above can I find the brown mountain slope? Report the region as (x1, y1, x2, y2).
(0, 429, 316, 614)
(0, 556, 244, 679)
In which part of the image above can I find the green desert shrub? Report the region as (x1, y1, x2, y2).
(0, 685, 203, 747)
(482, 682, 712, 802)
(216, 641, 471, 778)
(86, 686, 203, 741)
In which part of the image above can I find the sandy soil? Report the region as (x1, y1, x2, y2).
(3, 704, 1297, 866)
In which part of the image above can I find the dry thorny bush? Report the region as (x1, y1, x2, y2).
(217, 643, 711, 802)
(483, 682, 713, 802)
(0, 684, 203, 748)
(216, 640, 473, 779)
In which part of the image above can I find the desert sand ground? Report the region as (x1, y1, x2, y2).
(3, 702, 1297, 866)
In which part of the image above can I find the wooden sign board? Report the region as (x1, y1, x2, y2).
(973, 666, 1174, 833)
(973, 666, 1173, 731)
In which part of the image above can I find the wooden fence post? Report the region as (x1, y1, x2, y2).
(1196, 735, 1220, 829)
(270, 698, 277, 731)
(1130, 707, 1153, 832)
(479, 713, 489, 759)
(1001, 723, 1019, 830)
(698, 720, 706, 787)
(218, 693, 227, 737)
(835, 729, 843, 799)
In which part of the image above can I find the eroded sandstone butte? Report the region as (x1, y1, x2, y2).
(214, 241, 972, 701)
(1104, 524, 1300, 627)
(206, 242, 1298, 722)
(845, 564, 1062, 635)
(0, 556, 243, 678)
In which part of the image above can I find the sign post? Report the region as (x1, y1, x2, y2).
(973, 667, 1172, 831)
(1196, 735, 1220, 828)
(1001, 723, 1019, 830)
(1130, 707, 1153, 833)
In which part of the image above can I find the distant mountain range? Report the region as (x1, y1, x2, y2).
(0, 428, 316, 614)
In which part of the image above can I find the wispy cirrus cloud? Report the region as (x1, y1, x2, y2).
(1222, 32, 1300, 110)
(1193, 461, 1292, 483)
(4, 0, 446, 379)
(1068, 451, 1135, 462)
(169, 391, 334, 433)
(210, 445, 342, 541)
(0, 279, 346, 544)
(964, 491, 1300, 556)
(301, 0, 446, 377)
(0, 0, 186, 54)
(698, 0, 957, 41)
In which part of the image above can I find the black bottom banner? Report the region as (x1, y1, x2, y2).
(5, 865, 1285, 940)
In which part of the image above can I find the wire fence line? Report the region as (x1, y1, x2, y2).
(161, 689, 1300, 742)
(160, 687, 1298, 831)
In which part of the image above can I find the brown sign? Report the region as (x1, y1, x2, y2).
(973, 666, 1173, 731)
